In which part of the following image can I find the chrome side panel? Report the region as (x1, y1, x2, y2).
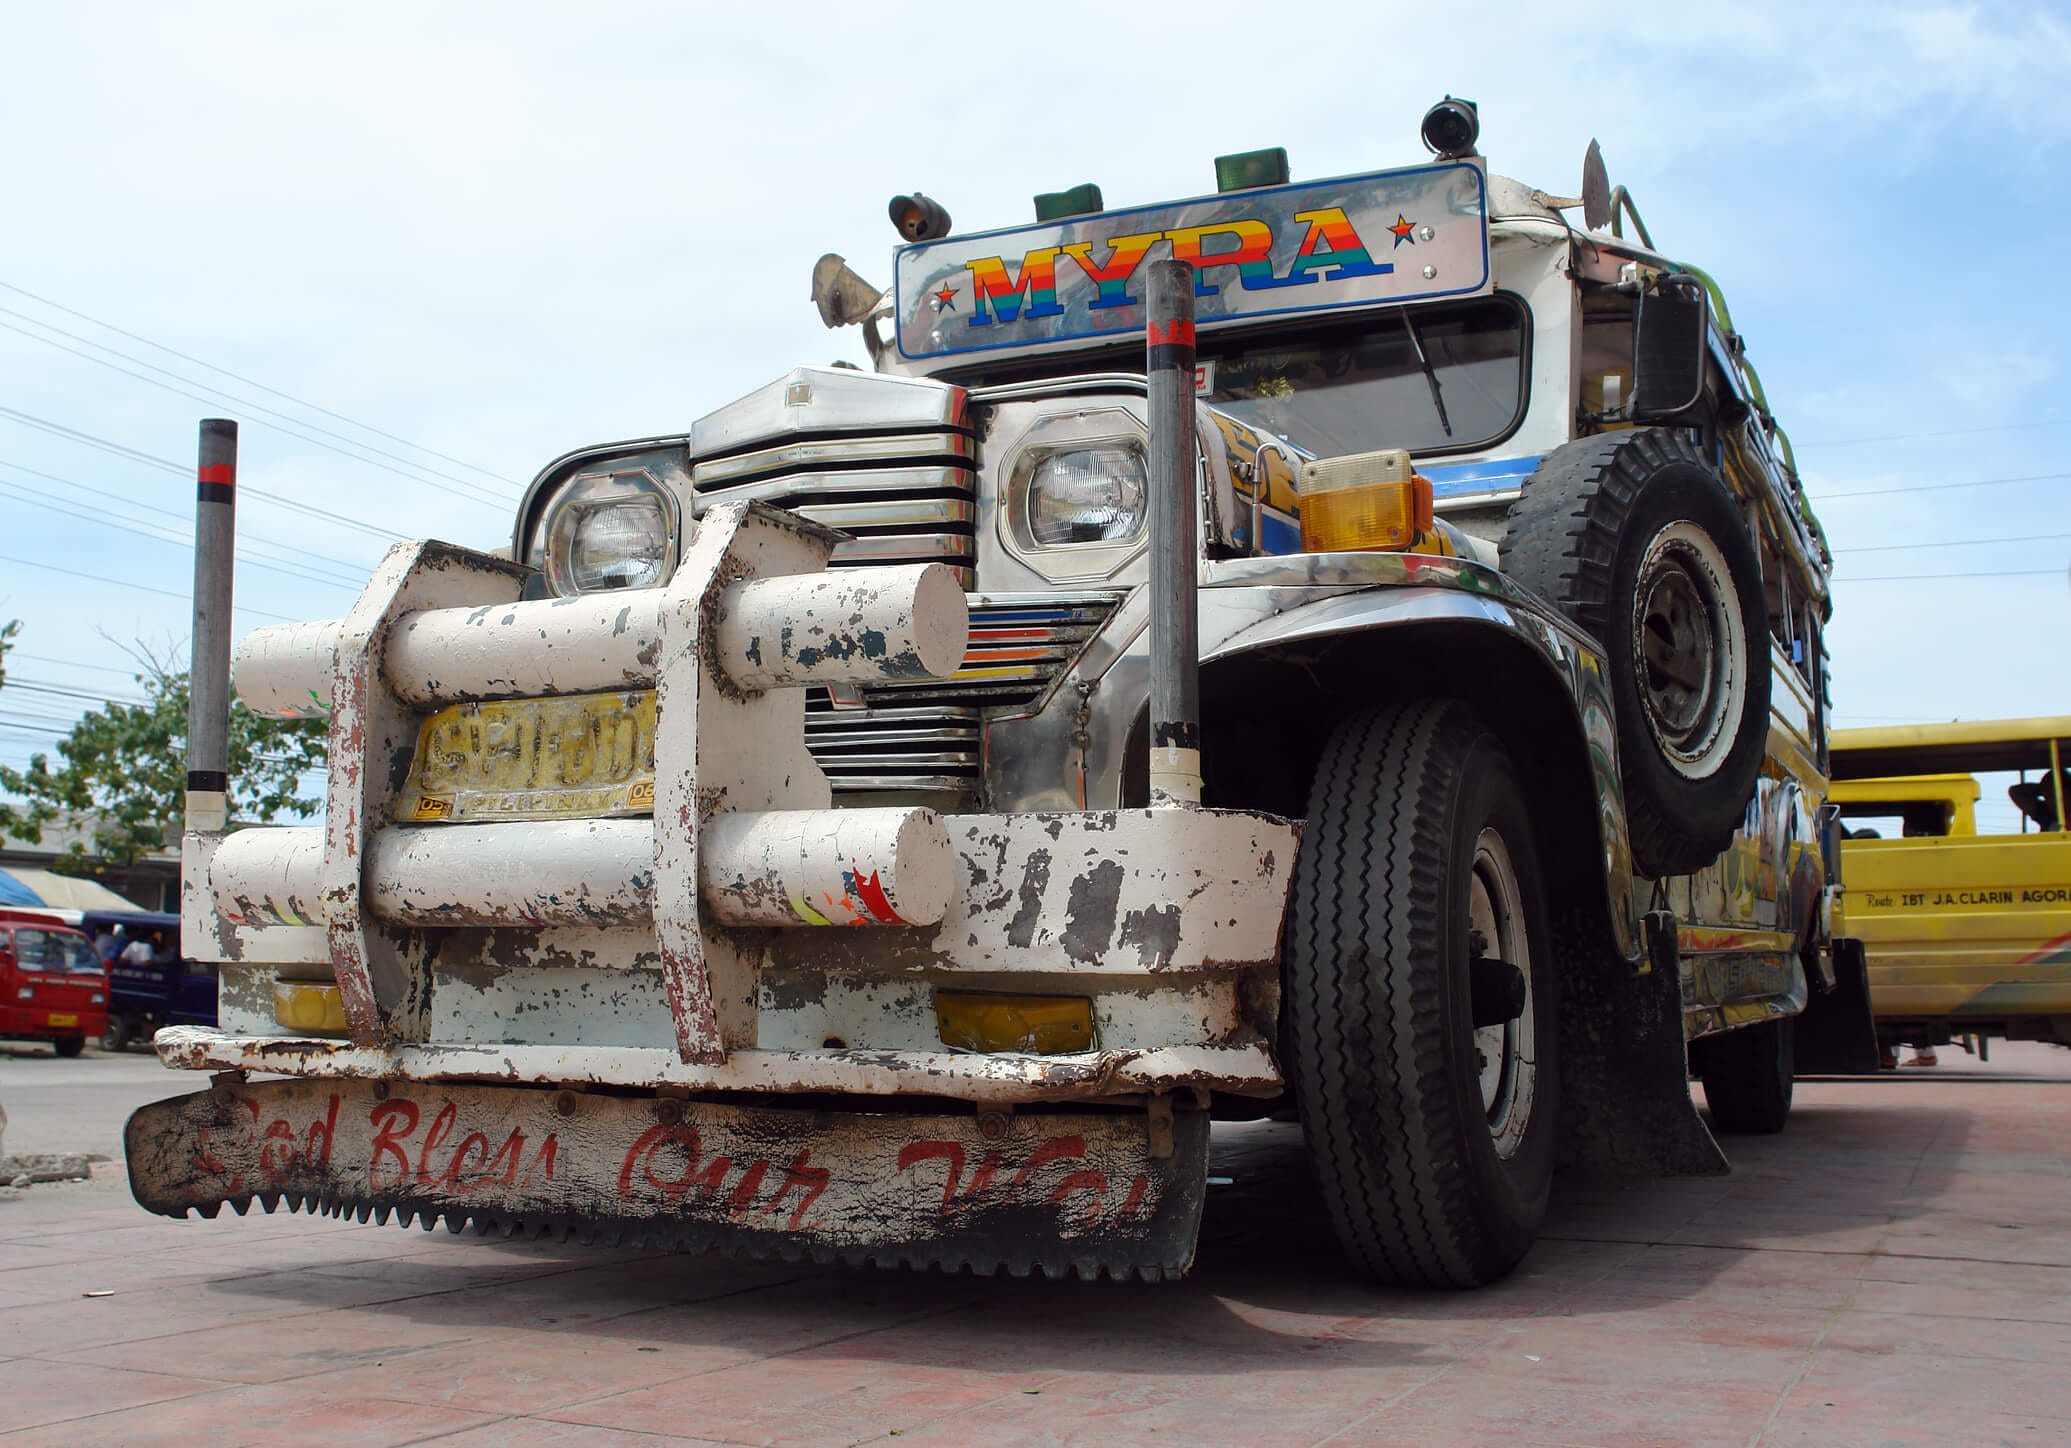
(1665, 640, 1828, 1038)
(983, 562, 1643, 962)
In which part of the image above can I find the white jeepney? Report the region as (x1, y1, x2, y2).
(128, 103, 1871, 1286)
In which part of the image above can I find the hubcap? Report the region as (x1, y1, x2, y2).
(1632, 521, 1745, 778)
(1469, 828, 1535, 1159)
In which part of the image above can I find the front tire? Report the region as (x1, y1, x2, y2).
(1282, 699, 1558, 1288)
(101, 1015, 132, 1053)
(1693, 1017, 1794, 1134)
(53, 1034, 86, 1059)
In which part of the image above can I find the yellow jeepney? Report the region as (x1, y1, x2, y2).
(1832, 718, 2071, 1052)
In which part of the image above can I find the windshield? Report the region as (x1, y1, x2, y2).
(11, 928, 105, 974)
(1205, 297, 1527, 458)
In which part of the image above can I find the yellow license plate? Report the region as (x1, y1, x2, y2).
(394, 690, 658, 823)
(46, 1013, 78, 1027)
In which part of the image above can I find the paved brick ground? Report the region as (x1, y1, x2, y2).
(1, 1044, 2067, 1446)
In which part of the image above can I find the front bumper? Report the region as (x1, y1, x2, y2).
(181, 502, 1296, 1104)
(126, 1075, 1209, 1278)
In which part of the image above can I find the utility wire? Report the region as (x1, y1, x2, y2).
(1836, 568, 2061, 583)
(0, 312, 516, 510)
(0, 406, 408, 542)
(1834, 531, 2071, 554)
(1796, 418, 2071, 449)
(0, 458, 379, 578)
(0, 278, 519, 486)
(6, 652, 161, 678)
(5, 677, 150, 706)
(0, 477, 364, 592)
(1808, 470, 2071, 502)
(0, 553, 298, 622)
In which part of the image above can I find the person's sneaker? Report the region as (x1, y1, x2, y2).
(1905, 1048, 1939, 1067)
(1880, 1046, 1899, 1070)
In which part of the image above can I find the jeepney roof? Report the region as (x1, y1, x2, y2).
(1830, 718, 2071, 781)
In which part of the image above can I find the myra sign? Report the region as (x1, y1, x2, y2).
(894, 161, 1490, 362)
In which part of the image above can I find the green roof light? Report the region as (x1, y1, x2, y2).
(1033, 183, 1104, 222)
(1215, 147, 1290, 193)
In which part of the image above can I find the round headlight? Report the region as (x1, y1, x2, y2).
(543, 469, 677, 596)
(1027, 445, 1148, 545)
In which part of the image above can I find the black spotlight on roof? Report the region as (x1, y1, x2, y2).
(888, 193, 953, 242)
(1420, 96, 1480, 159)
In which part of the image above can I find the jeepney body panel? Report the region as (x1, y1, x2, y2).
(1832, 719, 2071, 1042)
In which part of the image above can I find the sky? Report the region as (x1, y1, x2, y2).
(1, 0, 2067, 834)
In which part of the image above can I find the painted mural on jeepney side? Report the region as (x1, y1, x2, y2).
(1666, 769, 1822, 941)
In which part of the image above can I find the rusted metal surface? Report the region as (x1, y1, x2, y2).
(328, 808, 953, 930)
(652, 504, 819, 1063)
(700, 807, 954, 926)
(233, 617, 343, 719)
(152, 1026, 1280, 1102)
(323, 542, 532, 1047)
(762, 809, 1297, 977)
(712, 565, 967, 692)
(237, 563, 966, 718)
(210, 825, 326, 929)
(126, 1077, 1208, 1278)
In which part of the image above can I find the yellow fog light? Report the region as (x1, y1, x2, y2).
(935, 991, 1094, 1055)
(1299, 448, 1434, 552)
(273, 981, 347, 1037)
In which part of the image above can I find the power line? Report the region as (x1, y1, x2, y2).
(0, 406, 408, 543)
(0, 312, 516, 510)
(0, 553, 298, 622)
(6, 652, 154, 678)
(4, 677, 150, 705)
(0, 278, 520, 487)
(1796, 418, 2071, 449)
(0, 457, 379, 578)
(1808, 470, 2071, 502)
(1835, 532, 2071, 555)
(0, 477, 364, 592)
(1836, 568, 2061, 583)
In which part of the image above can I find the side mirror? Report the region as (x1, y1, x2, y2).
(810, 254, 887, 330)
(1631, 274, 1709, 420)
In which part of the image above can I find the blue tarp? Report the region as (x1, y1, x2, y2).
(0, 868, 44, 906)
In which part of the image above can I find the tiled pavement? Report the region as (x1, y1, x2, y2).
(2, 1045, 2067, 1446)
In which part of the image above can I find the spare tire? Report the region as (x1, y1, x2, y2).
(1500, 430, 1769, 877)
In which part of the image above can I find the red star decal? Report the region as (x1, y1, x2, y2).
(1388, 215, 1416, 247)
(932, 284, 958, 312)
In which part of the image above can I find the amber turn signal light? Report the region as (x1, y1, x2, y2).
(934, 991, 1094, 1056)
(1298, 448, 1434, 552)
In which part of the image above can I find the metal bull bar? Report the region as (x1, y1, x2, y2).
(153, 390, 1297, 1275)
(190, 495, 967, 1065)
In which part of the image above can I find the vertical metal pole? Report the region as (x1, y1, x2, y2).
(1146, 261, 1201, 807)
(187, 419, 238, 834)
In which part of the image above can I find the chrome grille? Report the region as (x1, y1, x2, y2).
(804, 592, 1123, 803)
(689, 432, 977, 586)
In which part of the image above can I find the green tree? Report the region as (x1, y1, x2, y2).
(0, 633, 325, 867)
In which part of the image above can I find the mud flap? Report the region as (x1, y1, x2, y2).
(1555, 912, 1729, 1177)
(1793, 937, 1882, 1075)
(125, 1078, 1209, 1280)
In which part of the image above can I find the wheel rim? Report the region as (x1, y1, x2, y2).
(1469, 827, 1536, 1159)
(1631, 520, 1746, 779)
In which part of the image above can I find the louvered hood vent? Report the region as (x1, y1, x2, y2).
(688, 367, 976, 586)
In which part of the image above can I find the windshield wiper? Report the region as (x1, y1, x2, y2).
(1398, 308, 1453, 438)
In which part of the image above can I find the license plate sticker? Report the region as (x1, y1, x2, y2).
(393, 690, 658, 823)
(46, 1013, 78, 1027)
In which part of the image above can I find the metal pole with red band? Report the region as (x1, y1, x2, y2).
(1145, 261, 1202, 807)
(187, 419, 238, 832)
